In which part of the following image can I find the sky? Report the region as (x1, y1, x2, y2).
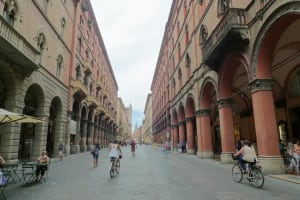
(90, 0, 173, 129)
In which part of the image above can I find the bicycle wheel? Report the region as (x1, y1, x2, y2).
(232, 164, 243, 183)
(116, 159, 120, 174)
(249, 167, 264, 188)
(110, 162, 115, 178)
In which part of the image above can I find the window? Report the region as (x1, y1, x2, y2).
(56, 55, 63, 78)
(218, 0, 230, 16)
(37, 33, 46, 51)
(79, 15, 84, 27)
(78, 36, 82, 52)
(43, 0, 49, 13)
(185, 53, 191, 68)
(75, 64, 81, 80)
(83, 75, 89, 87)
(61, 17, 66, 35)
(199, 25, 208, 45)
(178, 43, 181, 60)
(185, 24, 189, 46)
(178, 68, 182, 80)
(89, 83, 93, 95)
(3, 0, 16, 26)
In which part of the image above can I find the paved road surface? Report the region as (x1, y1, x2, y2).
(5, 145, 300, 200)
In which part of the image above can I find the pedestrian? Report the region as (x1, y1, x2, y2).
(0, 156, 5, 167)
(163, 141, 170, 157)
(58, 143, 64, 161)
(36, 151, 50, 181)
(91, 144, 100, 168)
(130, 140, 136, 157)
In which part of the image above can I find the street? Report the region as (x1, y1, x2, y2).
(5, 145, 300, 200)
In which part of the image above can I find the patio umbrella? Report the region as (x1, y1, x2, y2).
(0, 108, 46, 125)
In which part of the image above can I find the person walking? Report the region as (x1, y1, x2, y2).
(58, 143, 64, 161)
(130, 140, 136, 157)
(91, 144, 100, 168)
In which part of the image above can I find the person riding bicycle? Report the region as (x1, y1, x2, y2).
(234, 140, 258, 173)
(109, 140, 122, 163)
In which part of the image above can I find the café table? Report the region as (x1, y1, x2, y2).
(0, 163, 21, 184)
(21, 162, 37, 184)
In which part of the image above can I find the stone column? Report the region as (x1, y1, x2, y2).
(171, 124, 179, 151)
(32, 112, 49, 161)
(186, 117, 195, 154)
(80, 119, 87, 152)
(65, 111, 72, 156)
(72, 115, 80, 154)
(88, 121, 94, 150)
(250, 79, 284, 174)
(178, 121, 185, 143)
(195, 109, 213, 158)
(218, 98, 235, 163)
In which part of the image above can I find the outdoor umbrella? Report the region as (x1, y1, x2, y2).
(0, 108, 46, 125)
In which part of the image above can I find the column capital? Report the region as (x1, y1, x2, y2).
(249, 79, 273, 93)
(185, 117, 194, 122)
(195, 109, 210, 117)
(178, 121, 185, 126)
(171, 124, 178, 128)
(217, 98, 234, 108)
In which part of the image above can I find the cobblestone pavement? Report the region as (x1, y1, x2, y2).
(3, 145, 300, 200)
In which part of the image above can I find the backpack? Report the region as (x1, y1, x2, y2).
(0, 171, 7, 187)
(59, 144, 64, 150)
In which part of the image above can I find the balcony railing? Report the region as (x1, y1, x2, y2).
(73, 80, 88, 97)
(202, 8, 249, 66)
(0, 16, 40, 77)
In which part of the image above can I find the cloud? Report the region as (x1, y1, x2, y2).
(90, 0, 172, 126)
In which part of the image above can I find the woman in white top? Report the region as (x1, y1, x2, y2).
(109, 140, 122, 161)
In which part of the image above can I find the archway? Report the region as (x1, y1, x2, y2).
(199, 78, 218, 158)
(186, 96, 196, 154)
(46, 97, 62, 157)
(19, 84, 44, 160)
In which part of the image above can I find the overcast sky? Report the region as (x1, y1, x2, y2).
(90, 0, 173, 128)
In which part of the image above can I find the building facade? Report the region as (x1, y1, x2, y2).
(141, 94, 152, 144)
(117, 97, 132, 142)
(151, 0, 300, 174)
(67, 0, 118, 155)
(0, 0, 119, 162)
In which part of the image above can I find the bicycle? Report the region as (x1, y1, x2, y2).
(109, 157, 120, 178)
(231, 154, 264, 188)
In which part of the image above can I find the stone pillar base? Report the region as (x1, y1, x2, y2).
(259, 156, 285, 175)
(197, 151, 214, 159)
(187, 149, 196, 155)
(65, 145, 70, 156)
(80, 145, 86, 152)
(221, 152, 235, 164)
(70, 145, 80, 154)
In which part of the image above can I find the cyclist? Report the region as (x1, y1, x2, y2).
(109, 140, 122, 164)
(234, 140, 257, 173)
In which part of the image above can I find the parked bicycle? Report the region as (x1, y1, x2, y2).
(109, 157, 120, 178)
(231, 154, 264, 188)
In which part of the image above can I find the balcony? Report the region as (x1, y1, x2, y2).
(96, 80, 102, 89)
(202, 8, 249, 69)
(86, 95, 98, 108)
(82, 61, 92, 75)
(73, 80, 88, 98)
(0, 16, 40, 77)
(97, 104, 105, 113)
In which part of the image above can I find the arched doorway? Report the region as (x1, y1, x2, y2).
(19, 84, 44, 161)
(46, 97, 62, 157)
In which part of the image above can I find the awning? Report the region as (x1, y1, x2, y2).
(0, 108, 46, 125)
